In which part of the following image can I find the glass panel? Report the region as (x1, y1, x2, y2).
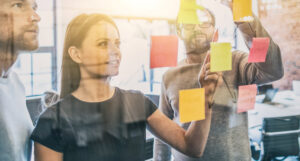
(15, 53, 31, 75)
(32, 53, 52, 74)
(36, 0, 54, 46)
(18, 74, 32, 96)
(33, 74, 52, 95)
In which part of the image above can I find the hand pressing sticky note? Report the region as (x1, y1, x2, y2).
(233, 0, 253, 22)
(179, 88, 205, 123)
(237, 84, 257, 113)
(177, 0, 204, 24)
(248, 38, 270, 63)
(150, 36, 178, 69)
(210, 42, 232, 72)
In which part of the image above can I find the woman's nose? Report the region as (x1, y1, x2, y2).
(110, 45, 121, 58)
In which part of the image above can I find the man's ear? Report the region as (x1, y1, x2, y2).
(68, 46, 82, 64)
(176, 26, 184, 40)
(212, 29, 219, 42)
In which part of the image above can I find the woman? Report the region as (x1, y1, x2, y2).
(31, 13, 221, 161)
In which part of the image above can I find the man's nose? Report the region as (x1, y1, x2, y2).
(194, 24, 202, 30)
(28, 8, 41, 22)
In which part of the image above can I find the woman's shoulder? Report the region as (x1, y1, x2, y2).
(116, 87, 148, 101)
(38, 95, 73, 119)
(116, 87, 157, 120)
(117, 87, 144, 96)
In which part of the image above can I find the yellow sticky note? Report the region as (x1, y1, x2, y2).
(179, 88, 205, 123)
(210, 42, 232, 72)
(177, 0, 205, 24)
(179, 0, 204, 11)
(233, 0, 253, 22)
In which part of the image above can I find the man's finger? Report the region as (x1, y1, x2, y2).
(205, 71, 219, 76)
(205, 63, 210, 71)
(204, 74, 219, 81)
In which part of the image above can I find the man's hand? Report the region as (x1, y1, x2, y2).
(198, 53, 222, 107)
(220, 0, 252, 25)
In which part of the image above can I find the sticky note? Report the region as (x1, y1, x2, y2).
(179, 88, 205, 123)
(177, 0, 204, 24)
(233, 0, 253, 22)
(237, 84, 257, 113)
(150, 36, 178, 69)
(248, 38, 270, 63)
(210, 42, 232, 72)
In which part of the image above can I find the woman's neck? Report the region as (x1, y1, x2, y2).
(72, 78, 115, 103)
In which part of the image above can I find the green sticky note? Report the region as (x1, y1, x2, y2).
(210, 42, 232, 72)
(177, 0, 205, 24)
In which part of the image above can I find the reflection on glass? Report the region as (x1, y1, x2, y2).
(33, 53, 52, 74)
(33, 74, 52, 95)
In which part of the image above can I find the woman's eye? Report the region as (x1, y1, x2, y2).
(115, 41, 121, 48)
(98, 41, 108, 47)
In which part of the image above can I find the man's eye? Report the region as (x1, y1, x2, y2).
(12, 3, 23, 8)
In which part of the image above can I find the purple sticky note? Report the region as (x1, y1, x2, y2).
(248, 38, 270, 63)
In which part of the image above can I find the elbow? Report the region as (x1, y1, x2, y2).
(185, 148, 205, 158)
(273, 46, 284, 81)
(273, 66, 284, 81)
(188, 151, 204, 158)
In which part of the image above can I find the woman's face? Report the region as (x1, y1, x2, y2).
(78, 21, 121, 78)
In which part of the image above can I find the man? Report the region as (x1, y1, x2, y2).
(0, 0, 40, 160)
(154, 5, 283, 161)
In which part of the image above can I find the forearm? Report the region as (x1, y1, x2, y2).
(184, 103, 212, 157)
(238, 15, 284, 84)
(34, 142, 63, 161)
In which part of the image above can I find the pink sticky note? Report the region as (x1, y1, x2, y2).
(237, 84, 257, 113)
(248, 38, 270, 63)
(150, 36, 178, 69)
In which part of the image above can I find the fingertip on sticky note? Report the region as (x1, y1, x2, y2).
(233, 0, 253, 22)
(210, 42, 232, 72)
(248, 37, 270, 63)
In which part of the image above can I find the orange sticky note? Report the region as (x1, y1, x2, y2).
(248, 38, 270, 63)
(233, 0, 253, 22)
(237, 84, 257, 113)
(150, 36, 178, 69)
(210, 42, 232, 72)
(177, 0, 205, 24)
(179, 88, 205, 123)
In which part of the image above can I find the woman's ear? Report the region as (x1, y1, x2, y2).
(68, 46, 82, 64)
(212, 29, 219, 42)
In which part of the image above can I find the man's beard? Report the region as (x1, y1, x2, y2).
(194, 40, 210, 54)
(14, 33, 39, 51)
(187, 34, 211, 55)
(0, 33, 39, 53)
